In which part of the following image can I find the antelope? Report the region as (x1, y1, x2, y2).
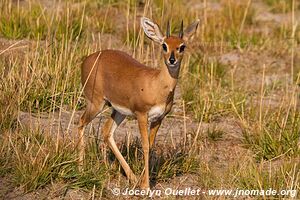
(78, 17, 199, 189)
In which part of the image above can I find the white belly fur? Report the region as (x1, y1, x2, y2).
(148, 105, 165, 122)
(110, 103, 134, 116)
(109, 101, 165, 122)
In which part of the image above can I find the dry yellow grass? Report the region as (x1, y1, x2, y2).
(0, 0, 299, 199)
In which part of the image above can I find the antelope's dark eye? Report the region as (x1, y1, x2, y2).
(179, 45, 186, 53)
(162, 43, 167, 52)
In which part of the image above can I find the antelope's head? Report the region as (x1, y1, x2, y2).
(141, 17, 199, 76)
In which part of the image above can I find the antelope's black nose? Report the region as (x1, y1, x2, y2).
(169, 57, 175, 64)
(169, 51, 176, 64)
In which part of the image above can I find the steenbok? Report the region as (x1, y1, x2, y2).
(78, 17, 199, 189)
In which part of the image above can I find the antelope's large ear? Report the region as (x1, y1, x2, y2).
(141, 17, 164, 44)
(183, 19, 200, 41)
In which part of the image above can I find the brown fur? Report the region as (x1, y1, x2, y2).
(163, 36, 185, 65)
(81, 49, 179, 114)
(78, 18, 199, 189)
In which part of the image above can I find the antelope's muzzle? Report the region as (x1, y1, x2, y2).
(169, 51, 176, 65)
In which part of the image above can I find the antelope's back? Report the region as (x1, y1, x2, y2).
(81, 50, 159, 107)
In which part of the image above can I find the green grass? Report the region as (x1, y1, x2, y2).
(263, 0, 300, 13)
(0, 2, 85, 41)
(0, 5, 46, 39)
(207, 128, 224, 141)
(243, 111, 300, 161)
(0, 130, 109, 192)
(230, 160, 299, 198)
(117, 139, 198, 182)
(181, 54, 247, 121)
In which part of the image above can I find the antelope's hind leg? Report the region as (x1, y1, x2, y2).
(102, 110, 138, 183)
(78, 100, 105, 170)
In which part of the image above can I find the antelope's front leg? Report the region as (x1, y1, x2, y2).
(149, 119, 162, 148)
(137, 113, 150, 189)
(150, 102, 171, 148)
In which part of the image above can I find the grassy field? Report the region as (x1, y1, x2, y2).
(0, 0, 299, 199)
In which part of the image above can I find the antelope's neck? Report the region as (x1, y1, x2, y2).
(158, 63, 180, 92)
